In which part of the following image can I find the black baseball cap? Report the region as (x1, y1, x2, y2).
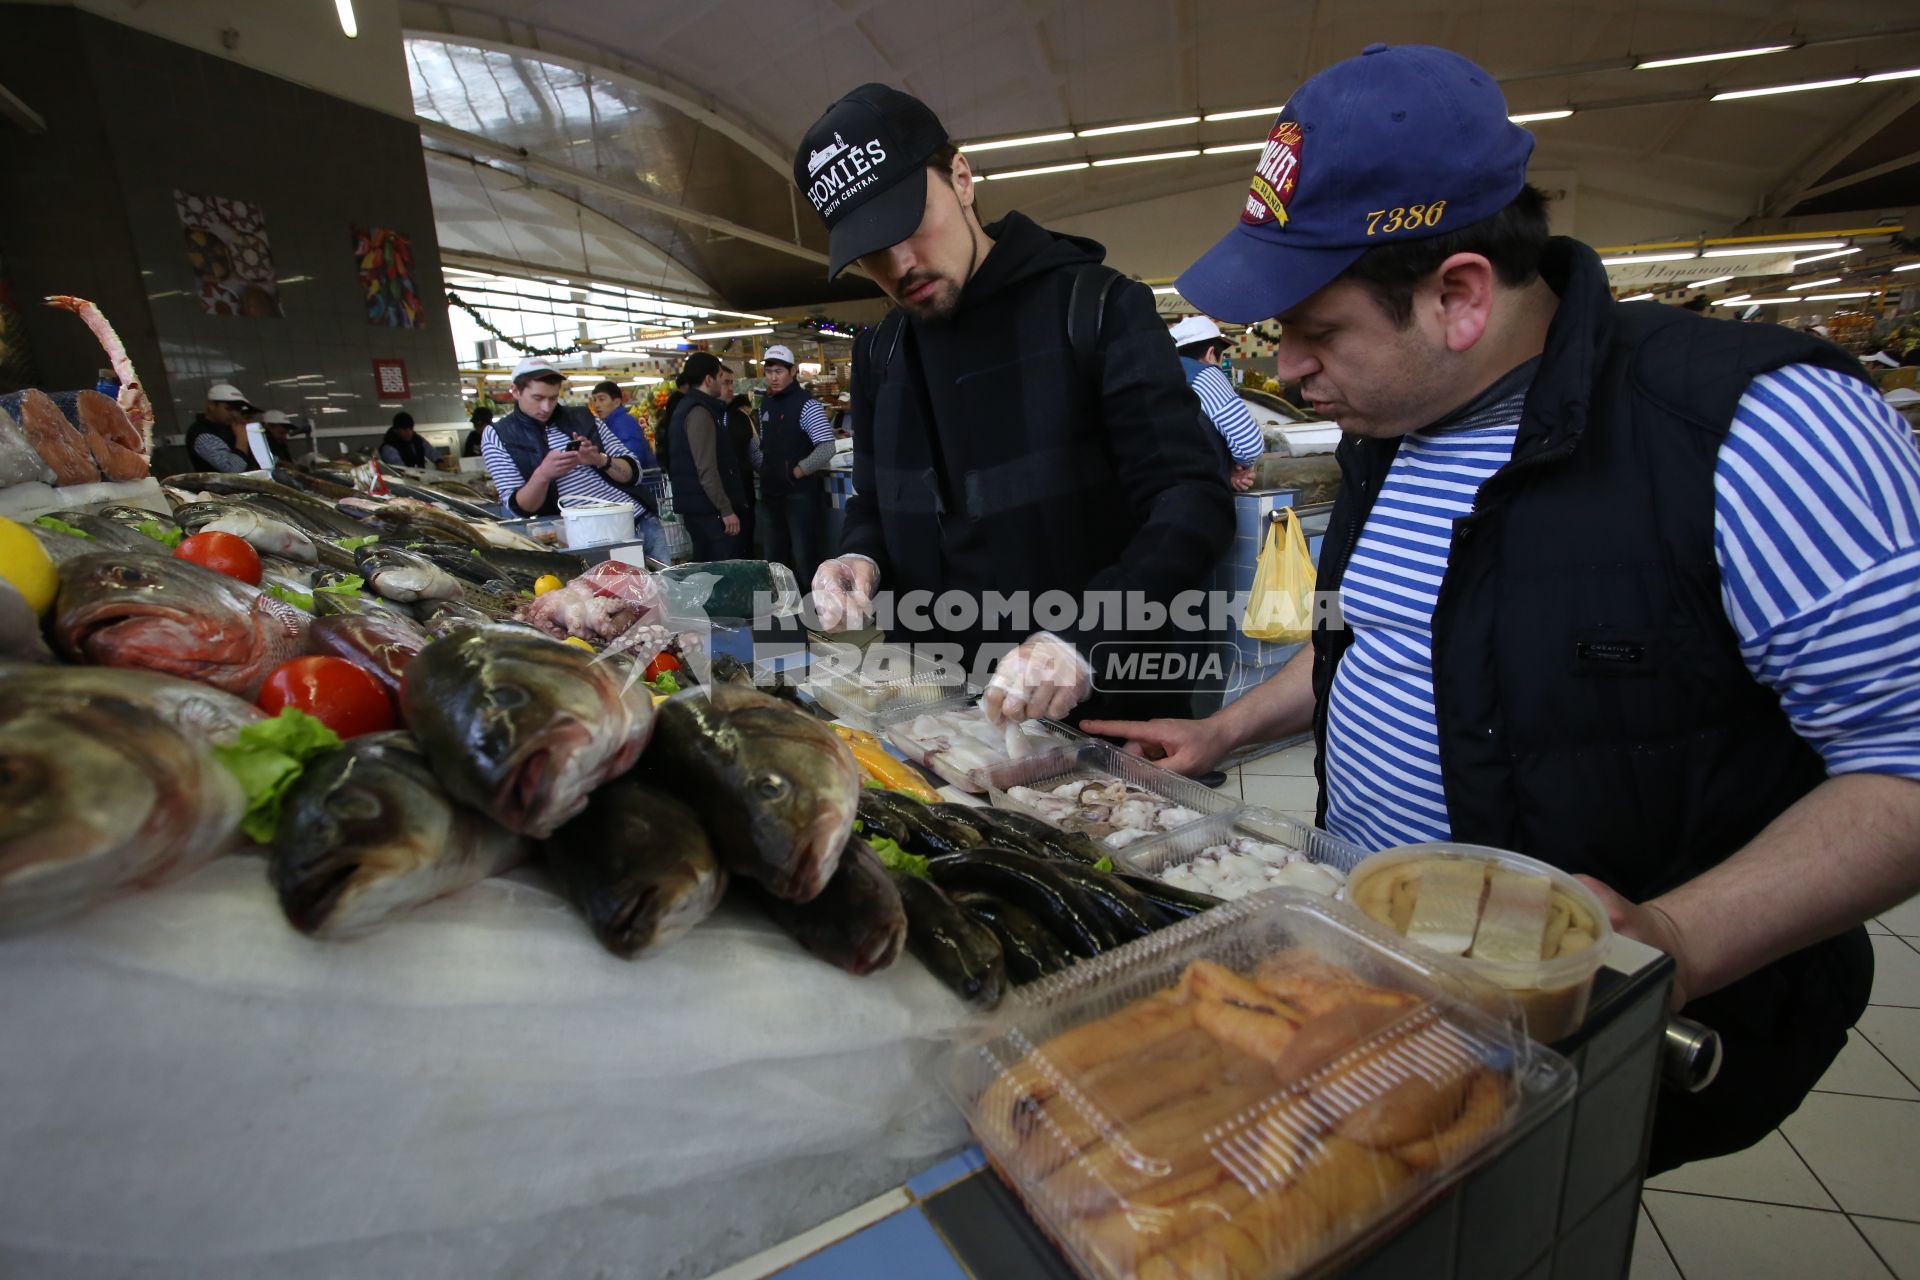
(794, 84, 951, 278)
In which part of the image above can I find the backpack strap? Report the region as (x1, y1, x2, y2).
(1067, 264, 1124, 390)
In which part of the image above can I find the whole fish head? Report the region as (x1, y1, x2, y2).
(356, 544, 458, 603)
(403, 627, 653, 837)
(54, 552, 268, 684)
(547, 780, 726, 957)
(270, 733, 457, 936)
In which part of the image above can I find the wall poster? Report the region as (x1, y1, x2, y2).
(353, 226, 424, 329)
(174, 189, 283, 318)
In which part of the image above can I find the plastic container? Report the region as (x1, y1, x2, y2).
(877, 693, 1080, 794)
(1122, 807, 1368, 903)
(947, 892, 1575, 1280)
(559, 495, 636, 548)
(1340, 843, 1613, 1044)
(986, 740, 1241, 858)
(804, 642, 975, 731)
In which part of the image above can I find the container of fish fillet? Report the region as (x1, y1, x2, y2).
(804, 641, 974, 730)
(946, 892, 1576, 1280)
(1340, 842, 1613, 1043)
(988, 740, 1240, 857)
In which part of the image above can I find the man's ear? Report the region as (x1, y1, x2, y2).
(1429, 252, 1497, 354)
(950, 151, 977, 213)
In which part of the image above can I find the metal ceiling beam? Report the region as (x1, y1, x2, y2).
(1796, 148, 1920, 204)
(1761, 84, 1920, 218)
(439, 249, 719, 307)
(0, 80, 46, 132)
(419, 118, 829, 267)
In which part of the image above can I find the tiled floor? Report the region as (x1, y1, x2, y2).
(1220, 745, 1920, 1280)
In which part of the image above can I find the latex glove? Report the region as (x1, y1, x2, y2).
(812, 556, 880, 631)
(985, 632, 1092, 725)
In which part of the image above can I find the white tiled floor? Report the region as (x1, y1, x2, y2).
(1214, 750, 1920, 1279)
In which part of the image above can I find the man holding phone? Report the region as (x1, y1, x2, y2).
(483, 356, 655, 521)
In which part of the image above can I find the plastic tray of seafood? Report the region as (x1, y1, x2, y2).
(804, 642, 976, 729)
(878, 694, 1081, 794)
(986, 740, 1240, 856)
(947, 892, 1576, 1280)
(1121, 808, 1368, 903)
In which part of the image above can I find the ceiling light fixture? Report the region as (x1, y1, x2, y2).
(1863, 68, 1920, 83)
(1619, 292, 1658, 302)
(1896, 262, 1920, 272)
(1601, 251, 1699, 265)
(983, 161, 1090, 181)
(1077, 116, 1200, 138)
(1788, 276, 1844, 290)
(1150, 286, 1180, 295)
(1711, 76, 1861, 101)
(957, 130, 1077, 153)
(1789, 247, 1860, 267)
(1686, 275, 1736, 288)
(1203, 141, 1267, 154)
(1091, 149, 1201, 167)
(1203, 105, 1286, 122)
(1713, 294, 1754, 305)
(1701, 241, 1846, 257)
(1714, 295, 1793, 305)
(684, 326, 774, 341)
(1806, 291, 1875, 301)
(1509, 109, 1575, 123)
(335, 0, 358, 39)
(1635, 44, 1796, 70)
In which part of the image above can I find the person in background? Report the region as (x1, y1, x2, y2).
(720, 369, 759, 550)
(184, 381, 258, 473)
(1082, 42, 1920, 1173)
(463, 404, 493, 457)
(483, 357, 654, 524)
(831, 391, 853, 435)
(258, 409, 297, 463)
(379, 411, 442, 469)
(1170, 315, 1263, 491)
(663, 352, 750, 559)
(588, 380, 656, 470)
(655, 370, 693, 473)
(755, 343, 836, 590)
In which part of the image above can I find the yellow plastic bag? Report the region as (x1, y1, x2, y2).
(1242, 507, 1315, 642)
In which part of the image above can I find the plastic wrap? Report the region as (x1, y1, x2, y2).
(0, 859, 969, 1275)
(949, 893, 1574, 1280)
(804, 642, 973, 730)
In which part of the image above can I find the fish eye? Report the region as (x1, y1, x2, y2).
(752, 773, 790, 801)
(113, 566, 146, 586)
(489, 685, 529, 709)
(330, 788, 382, 820)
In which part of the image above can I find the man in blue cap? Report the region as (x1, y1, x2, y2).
(1084, 43, 1920, 1171)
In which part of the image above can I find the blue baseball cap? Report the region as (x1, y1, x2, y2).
(1176, 44, 1536, 324)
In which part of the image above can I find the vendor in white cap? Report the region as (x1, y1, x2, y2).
(482, 355, 656, 524)
(258, 409, 299, 464)
(1169, 315, 1263, 491)
(756, 343, 837, 587)
(185, 381, 258, 473)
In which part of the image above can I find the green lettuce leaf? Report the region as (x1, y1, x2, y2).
(313, 574, 364, 596)
(134, 520, 183, 548)
(869, 834, 929, 881)
(210, 708, 343, 843)
(265, 583, 314, 611)
(646, 670, 681, 695)
(337, 535, 379, 550)
(32, 515, 92, 539)
(1093, 855, 1115, 873)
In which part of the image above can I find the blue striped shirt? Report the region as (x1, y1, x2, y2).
(799, 397, 835, 444)
(1322, 362, 1920, 853)
(1190, 365, 1265, 464)
(481, 417, 640, 516)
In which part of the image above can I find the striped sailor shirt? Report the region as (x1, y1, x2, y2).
(1190, 364, 1265, 464)
(1322, 362, 1920, 853)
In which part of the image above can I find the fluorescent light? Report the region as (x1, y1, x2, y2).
(335, 0, 358, 38)
(1702, 241, 1846, 258)
(1789, 247, 1860, 267)
(1620, 292, 1657, 302)
(1150, 286, 1180, 295)
(1714, 296, 1792, 305)
(958, 131, 1076, 153)
(1788, 277, 1843, 291)
(1863, 68, 1920, 84)
(1203, 141, 1267, 154)
(1807, 292, 1874, 301)
(1711, 77, 1860, 101)
(1509, 110, 1574, 123)
(1077, 116, 1200, 138)
(984, 161, 1089, 180)
(1896, 262, 1920, 272)
(1686, 275, 1736, 288)
(685, 326, 773, 340)
(1601, 252, 1698, 265)
(1091, 149, 1200, 167)
(1203, 105, 1285, 122)
(1715, 294, 1753, 304)
(1635, 44, 1794, 70)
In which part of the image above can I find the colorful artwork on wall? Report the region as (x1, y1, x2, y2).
(174, 189, 283, 318)
(353, 226, 424, 329)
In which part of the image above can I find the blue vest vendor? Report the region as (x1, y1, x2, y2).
(1080, 42, 1920, 1175)
(755, 343, 836, 588)
(482, 356, 655, 526)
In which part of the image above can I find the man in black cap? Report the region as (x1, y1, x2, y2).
(1082, 44, 1920, 1172)
(794, 84, 1233, 726)
(663, 352, 750, 560)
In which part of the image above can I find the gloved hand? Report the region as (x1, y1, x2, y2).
(985, 632, 1092, 725)
(811, 556, 880, 631)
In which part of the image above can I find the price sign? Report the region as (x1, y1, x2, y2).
(372, 358, 410, 400)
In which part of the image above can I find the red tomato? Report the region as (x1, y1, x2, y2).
(175, 531, 262, 585)
(643, 651, 682, 682)
(257, 656, 397, 738)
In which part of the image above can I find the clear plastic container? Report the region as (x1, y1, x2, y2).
(803, 642, 976, 730)
(1340, 843, 1613, 1044)
(947, 893, 1575, 1280)
(878, 693, 1080, 793)
(986, 740, 1240, 857)
(1122, 808, 1367, 903)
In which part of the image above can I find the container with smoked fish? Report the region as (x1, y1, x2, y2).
(945, 892, 1575, 1280)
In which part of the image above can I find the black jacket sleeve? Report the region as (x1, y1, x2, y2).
(1066, 278, 1234, 651)
(839, 322, 893, 578)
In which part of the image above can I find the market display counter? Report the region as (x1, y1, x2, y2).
(710, 935, 1673, 1280)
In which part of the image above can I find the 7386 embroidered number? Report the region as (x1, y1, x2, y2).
(1365, 202, 1447, 235)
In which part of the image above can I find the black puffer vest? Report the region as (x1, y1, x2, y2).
(757, 382, 820, 501)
